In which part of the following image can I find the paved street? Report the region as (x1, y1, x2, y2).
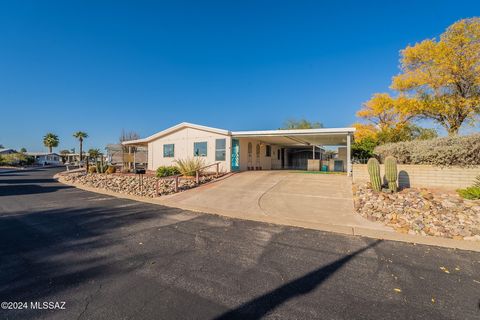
(0, 168, 479, 320)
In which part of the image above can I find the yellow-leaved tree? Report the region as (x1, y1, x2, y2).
(391, 18, 480, 135)
(356, 93, 413, 131)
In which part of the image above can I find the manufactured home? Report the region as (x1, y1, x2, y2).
(25, 152, 62, 165)
(122, 122, 355, 175)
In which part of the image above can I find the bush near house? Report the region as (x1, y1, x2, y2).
(156, 166, 180, 177)
(374, 133, 480, 166)
(174, 158, 205, 177)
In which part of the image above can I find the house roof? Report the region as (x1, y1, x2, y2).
(0, 148, 16, 154)
(122, 122, 230, 145)
(25, 152, 60, 156)
(122, 122, 355, 146)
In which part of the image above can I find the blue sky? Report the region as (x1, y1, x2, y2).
(0, 1, 479, 152)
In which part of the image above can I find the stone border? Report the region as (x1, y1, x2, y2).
(55, 174, 480, 253)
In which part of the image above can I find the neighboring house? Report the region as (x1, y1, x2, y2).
(105, 144, 147, 166)
(0, 148, 17, 155)
(25, 152, 62, 165)
(122, 122, 355, 174)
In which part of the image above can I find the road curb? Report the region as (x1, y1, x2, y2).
(56, 175, 480, 253)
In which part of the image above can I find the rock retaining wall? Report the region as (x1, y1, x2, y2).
(61, 172, 215, 198)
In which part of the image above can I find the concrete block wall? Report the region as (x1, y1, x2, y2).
(353, 164, 480, 189)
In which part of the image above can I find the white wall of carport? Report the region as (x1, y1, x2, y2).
(147, 127, 231, 172)
(237, 138, 283, 171)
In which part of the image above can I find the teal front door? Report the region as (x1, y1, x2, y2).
(231, 139, 240, 171)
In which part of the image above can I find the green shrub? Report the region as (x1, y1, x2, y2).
(0, 153, 33, 166)
(174, 158, 205, 176)
(96, 162, 108, 173)
(156, 166, 180, 177)
(374, 133, 480, 166)
(457, 187, 480, 200)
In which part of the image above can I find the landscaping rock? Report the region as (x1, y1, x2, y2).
(353, 183, 480, 241)
(62, 172, 217, 198)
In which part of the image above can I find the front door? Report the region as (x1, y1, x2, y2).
(231, 139, 240, 171)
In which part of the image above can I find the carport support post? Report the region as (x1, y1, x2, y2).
(347, 133, 352, 176)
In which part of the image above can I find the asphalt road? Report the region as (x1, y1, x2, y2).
(0, 168, 479, 320)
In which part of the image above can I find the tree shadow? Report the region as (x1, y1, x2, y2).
(0, 184, 73, 196)
(0, 178, 60, 184)
(213, 240, 381, 320)
(0, 203, 197, 308)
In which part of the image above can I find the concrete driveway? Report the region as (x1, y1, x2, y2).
(158, 171, 388, 232)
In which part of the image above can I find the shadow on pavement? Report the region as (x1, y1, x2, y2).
(0, 202, 194, 319)
(0, 184, 72, 196)
(214, 240, 382, 320)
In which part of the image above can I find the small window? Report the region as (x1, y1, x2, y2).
(266, 145, 271, 157)
(163, 144, 175, 157)
(277, 148, 281, 160)
(194, 142, 207, 157)
(215, 139, 226, 161)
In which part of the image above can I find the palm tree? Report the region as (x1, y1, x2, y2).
(88, 148, 101, 163)
(73, 131, 88, 161)
(43, 133, 59, 153)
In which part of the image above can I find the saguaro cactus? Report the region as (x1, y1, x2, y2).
(367, 158, 382, 191)
(385, 156, 398, 192)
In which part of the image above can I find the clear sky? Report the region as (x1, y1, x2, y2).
(1, 1, 479, 152)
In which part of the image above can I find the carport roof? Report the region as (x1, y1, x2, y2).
(231, 128, 355, 146)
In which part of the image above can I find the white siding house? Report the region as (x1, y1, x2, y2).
(25, 152, 62, 165)
(123, 122, 355, 175)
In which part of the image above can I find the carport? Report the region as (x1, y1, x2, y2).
(231, 127, 355, 175)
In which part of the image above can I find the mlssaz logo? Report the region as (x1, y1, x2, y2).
(30, 301, 66, 310)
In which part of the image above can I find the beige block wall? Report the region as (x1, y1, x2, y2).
(353, 164, 480, 189)
(237, 138, 279, 171)
(148, 127, 231, 172)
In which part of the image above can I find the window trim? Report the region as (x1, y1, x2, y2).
(265, 145, 271, 157)
(215, 138, 226, 161)
(193, 141, 208, 157)
(163, 144, 175, 158)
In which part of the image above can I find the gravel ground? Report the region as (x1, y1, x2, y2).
(354, 183, 480, 241)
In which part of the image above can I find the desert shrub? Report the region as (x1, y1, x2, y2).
(96, 163, 108, 174)
(174, 157, 205, 176)
(457, 187, 480, 200)
(0, 153, 33, 166)
(106, 165, 116, 174)
(88, 166, 97, 174)
(156, 166, 180, 177)
(374, 133, 480, 166)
